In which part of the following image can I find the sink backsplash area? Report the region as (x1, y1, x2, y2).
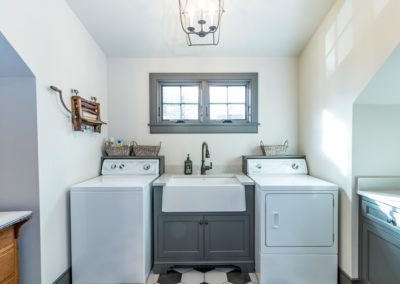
(165, 164, 243, 175)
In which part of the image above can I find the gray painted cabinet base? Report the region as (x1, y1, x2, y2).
(360, 197, 400, 284)
(153, 185, 255, 273)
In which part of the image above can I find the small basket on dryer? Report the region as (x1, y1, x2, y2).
(104, 142, 131, 157)
(132, 141, 161, 156)
(260, 140, 288, 156)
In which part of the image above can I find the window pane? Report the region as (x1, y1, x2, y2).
(163, 86, 181, 103)
(182, 86, 199, 103)
(228, 104, 246, 119)
(209, 86, 227, 103)
(163, 104, 181, 120)
(210, 104, 227, 120)
(182, 104, 198, 120)
(228, 86, 246, 103)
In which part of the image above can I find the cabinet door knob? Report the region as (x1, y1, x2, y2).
(199, 220, 203, 225)
(387, 218, 397, 226)
(204, 220, 208, 225)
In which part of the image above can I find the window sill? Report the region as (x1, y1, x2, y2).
(148, 122, 259, 134)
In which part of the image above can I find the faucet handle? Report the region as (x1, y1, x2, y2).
(209, 162, 213, 169)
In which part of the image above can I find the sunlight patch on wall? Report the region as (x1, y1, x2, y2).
(373, 0, 390, 17)
(325, 0, 354, 77)
(322, 110, 350, 176)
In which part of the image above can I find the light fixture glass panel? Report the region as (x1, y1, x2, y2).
(182, 104, 199, 120)
(182, 86, 199, 103)
(163, 104, 181, 120)
(228, 86, 246, 103)
(163, 86, 181, 103)
(210, 104, 227, 120)
(209, 86, 227, 103)
(228, 104, 246, 119)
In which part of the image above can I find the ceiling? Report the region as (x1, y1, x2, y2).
(66, 0, 335, 58)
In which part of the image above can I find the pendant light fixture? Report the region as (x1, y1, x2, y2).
(179, 0, 224, 46)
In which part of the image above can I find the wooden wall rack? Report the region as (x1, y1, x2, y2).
(71, 96, 106, 133)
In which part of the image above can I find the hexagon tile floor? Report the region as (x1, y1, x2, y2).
(146, 267, 258, 284)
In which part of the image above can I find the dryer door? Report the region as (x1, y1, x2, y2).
(265, 193, 334, 247)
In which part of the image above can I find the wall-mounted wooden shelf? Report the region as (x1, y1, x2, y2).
(71, 96, 106, 133)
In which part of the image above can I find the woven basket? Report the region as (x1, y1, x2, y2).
(104, 142, 131, 157)
(260, 140, 288, 156)
(132, 141, 161, 156)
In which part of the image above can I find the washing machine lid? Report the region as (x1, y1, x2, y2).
(71, 175, 158, 191)
(251, 174, 338, 191)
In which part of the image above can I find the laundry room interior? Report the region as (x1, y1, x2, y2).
(1, 1, 400, 284)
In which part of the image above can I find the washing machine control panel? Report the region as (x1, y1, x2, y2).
(247, 158, 308, 175)
(101, 159, 159, 175)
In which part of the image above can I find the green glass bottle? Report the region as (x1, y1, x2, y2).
(184, 154, 192, 175)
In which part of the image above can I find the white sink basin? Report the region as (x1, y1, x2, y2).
(162, 175, 246, 212)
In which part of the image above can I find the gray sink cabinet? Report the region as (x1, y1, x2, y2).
(360, 196, 400, 284)
(153, 185, 254, 273)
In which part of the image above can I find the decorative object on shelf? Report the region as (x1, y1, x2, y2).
(179, 0, 224, 46)
(132, 141, 161, 156)
(104, 140, 132, 157)
(260, 140, 288, 156)
(49, 86, 107, 133)
(71, 93, 107, 133)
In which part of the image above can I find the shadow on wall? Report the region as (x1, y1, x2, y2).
(0, 32, 41, 284)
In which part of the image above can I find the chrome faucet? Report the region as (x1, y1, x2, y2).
(201, 142, 213, 175)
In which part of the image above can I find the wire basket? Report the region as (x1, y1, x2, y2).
(260, 140, 288, 156)
(132, 141, 161, 156)
(104, 142, 131, 157)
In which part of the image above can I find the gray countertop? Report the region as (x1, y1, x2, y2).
(0, 211, 32, 231)
(357, 177, 400, 208)
(153, 173, 255, 186)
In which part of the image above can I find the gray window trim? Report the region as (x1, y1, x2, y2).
(149, 73, 259, 133)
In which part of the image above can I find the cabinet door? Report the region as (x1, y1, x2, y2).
(157, 216, 204, 259)
(204, 215, 250, 259)
(361, 222, 400, 284)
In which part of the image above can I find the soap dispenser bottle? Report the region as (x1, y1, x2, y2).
(184, 154, 193, 175)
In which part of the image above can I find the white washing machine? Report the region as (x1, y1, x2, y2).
(246, 157, 338, 284)
(70, 158, 160, 284)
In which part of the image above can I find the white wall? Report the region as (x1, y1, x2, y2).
(108, 57, 298, 172)
(0, 1, 108, 283)
(0, 77, 41, 284)
(353, 44, 400, 201)
(298, 0, 400, 278)
(353, 105, 400, 178)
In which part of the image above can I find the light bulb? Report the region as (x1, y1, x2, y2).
(208, 4, 215, 26)
(188, 6, 194, 27)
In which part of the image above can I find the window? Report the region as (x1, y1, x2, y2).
(149, 73, 258, 133)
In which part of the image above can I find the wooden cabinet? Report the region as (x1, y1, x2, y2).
(360, 197, 400, 284)
(0, 218, 29, 284)
(153, 185, 254, 274)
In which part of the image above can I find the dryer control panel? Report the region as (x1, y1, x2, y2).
(102, 159, 159, 175)
(247, 158, 308, 175)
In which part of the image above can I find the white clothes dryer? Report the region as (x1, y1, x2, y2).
(245, 157, 338, 284)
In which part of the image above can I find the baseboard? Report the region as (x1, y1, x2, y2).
(53, 267, 71, 284)
(339, 269, 360, 284)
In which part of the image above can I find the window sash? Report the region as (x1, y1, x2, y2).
(159, 81, 250, 123)
(149, 73, 258, 133)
